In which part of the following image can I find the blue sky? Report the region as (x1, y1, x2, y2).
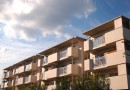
(0, 0, 130, 82)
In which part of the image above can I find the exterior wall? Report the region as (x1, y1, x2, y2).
(84, 17, 130, 89)
(31, 60, 38, 70)
(84, 59, 93, 71)
(105, 27, 123, 44)
(114, 17, 123, 29)
(16, 77, 23, 85)
(67, 64, 78, 75)
(109, 75, 128, 89)
(45, 68, 57, 80)
(84, 40, 92, 51)
(48, 53, 58, 64)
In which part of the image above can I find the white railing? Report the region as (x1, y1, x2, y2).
(41, 58, 48, 65)
(59, 49, 67, 59)
(24, 76, 29, 83)
(58, 66, 67, 75)
(93, 35, 105, 47)
(93, 56, 106, 67)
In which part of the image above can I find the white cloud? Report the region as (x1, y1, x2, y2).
(0, 0, 96, 41)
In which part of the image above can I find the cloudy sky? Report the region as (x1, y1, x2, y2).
(0, 0, 130, 82)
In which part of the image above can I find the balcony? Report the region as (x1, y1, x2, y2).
(9, 70, 13, 77)
(44, 68, 57, 80)
(25, 61, 38, 72)
(93, 56, 106, 69)
(105, 27, 123, 45)
(109, 75, 129, 89)
(4, 82, 8, 88)
(18, 66, 25, 73)
(90, 27, 123, 50)
(4, 71, 9, 78)
(84, 40, 92, 51)
(24, 75, 37, 84)
(84, 59, 93, 71)
(15, 68, 19, 75)
(92, 35, 105, 48)
(48, 53, 58, 64)
(93, 50, 128, 69)
(39, 58, 48, 66)
(37, 72, 44, 81)
(59, 47, 79, 61)
(58, 64, 79, 76)
(25, 64, 31, 71)
(15, 77, 23, 85)
(4, 80, 13, 88)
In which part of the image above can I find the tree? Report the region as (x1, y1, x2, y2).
(73, 74, 110, 90)
(54, 77, 71, 90)
(18, 83, 47, 90)
(54, 74, 110, 90)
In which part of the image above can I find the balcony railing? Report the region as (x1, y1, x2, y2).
(24, 76, 29, 84)
(25, 64, 31, 71)
(15, 77, 23, 85)
(4, 72, 9, 78)
(58, 66, 67, 76)
(24, 75, 37, 84)
(93, 56, 106, 68)
(4, 82, 8, 88)
(92, 35, 105, 47)
(59, 49, 67, 59)
(41, 58, 48, 65)
(18, 66, 24, 73)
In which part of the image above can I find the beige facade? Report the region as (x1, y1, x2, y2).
(2, 16, 130, 90)
(2, 37, 85, 90)
(83, 16, 130, 89)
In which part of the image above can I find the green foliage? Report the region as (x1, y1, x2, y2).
(18, 84, 47, 90)
(73, 74, 110, 90)
(55, 77, 71, 90)
(18, 74, 110, 90)
(54, 74, 110, 90)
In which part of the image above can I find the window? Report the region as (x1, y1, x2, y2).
(59, 49, 67, 59)
(93, 35, 105, 47)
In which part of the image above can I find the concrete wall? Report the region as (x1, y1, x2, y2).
(84, 59, 93, 71)
(84, 40, 92, 51)
(48, 53, 57, 64)
(109, 75, 128, 89)
(114, 17, 123, 29)
(31, 60, 38, 70)
(105, 27, 123, 44)
(67, 64, 78, 75)
(45, 68, 57, 80)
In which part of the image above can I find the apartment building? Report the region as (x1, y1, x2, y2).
(2, 37, 85, 90)
(2, 16, 130, 90)
(83, 16, 130, 89)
